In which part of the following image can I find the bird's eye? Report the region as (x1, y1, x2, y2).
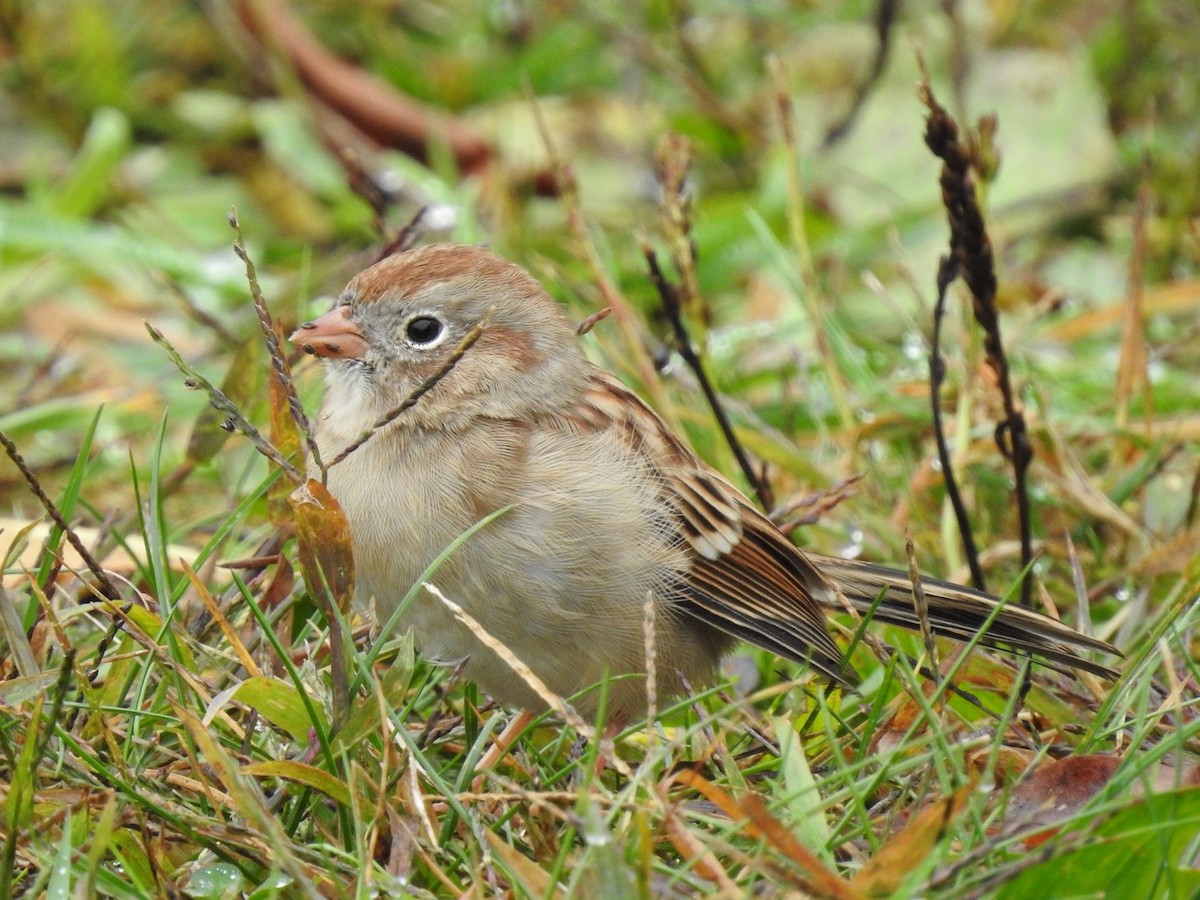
(404, 315, 445, 346)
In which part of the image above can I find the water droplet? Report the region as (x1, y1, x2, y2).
(423, 203, 459, 232)
(841, 526, 864, 559)
(903, 330, 925, 361)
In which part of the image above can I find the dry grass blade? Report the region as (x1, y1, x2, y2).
(424, 583, 634, 781)
(738, 794, 861, 899)
(768, 56, 856, 434)
(0, 430, 118, 601)
(145, 323, 303, 483)
(662, 809, 739, 892)
(181, 561, 261, 679)
(905, 528, 939, 679)
(1114, 175, 1152, 433)
(229, 209, 323, 474)
(850, 787, 970, 896)
(670, 769, 857, 899)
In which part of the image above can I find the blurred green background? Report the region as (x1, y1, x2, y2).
(3, 2, 1200, 896)
(3, 0, 1197, 578)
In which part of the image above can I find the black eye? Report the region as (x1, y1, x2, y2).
(405, 316, 444, 345)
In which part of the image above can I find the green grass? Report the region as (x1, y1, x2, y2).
(2, 1, 1199, 896)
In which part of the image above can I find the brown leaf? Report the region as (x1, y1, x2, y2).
(966, 745, 1036, 787)
(484, 830, 564, 897)
(268, 337, 304, 525)
(1005, 753, 1121, 846)
(671, 769, 859, 899)
(289, 479, 354, 615)
(851, 787, 970, 896)
(290, 478, 354, 729)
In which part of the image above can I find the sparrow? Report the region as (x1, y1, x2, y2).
(290, 244, 1117, 726)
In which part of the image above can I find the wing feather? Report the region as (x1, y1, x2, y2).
(569, 373, 852, 683)
(561, 371, 1117, 684)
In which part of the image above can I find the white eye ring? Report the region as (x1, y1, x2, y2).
(402, 312, 448, 349)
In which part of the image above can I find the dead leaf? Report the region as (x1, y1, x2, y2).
(1005, 754, 1121, 846)
(851, 787, 970, 896)
(289, 479, 354, 614)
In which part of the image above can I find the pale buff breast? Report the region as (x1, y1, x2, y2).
(322, 411, 722, 721)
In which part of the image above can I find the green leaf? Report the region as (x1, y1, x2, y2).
(50, 107, 131, 218)
(997, 787, 1200, 899)
(333, 630, 415, 755)
(184, 863, 247, 900)
(228, 675, 330, 744)
(240, 760, 351, 807)
(46, 810, 74, 900)
(773, 716, 834, 863)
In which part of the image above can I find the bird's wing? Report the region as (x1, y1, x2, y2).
(567, 371, 1119, 681)
(568, 372, 852, 683)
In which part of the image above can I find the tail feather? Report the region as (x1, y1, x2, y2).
(809, 555, 1120, 679)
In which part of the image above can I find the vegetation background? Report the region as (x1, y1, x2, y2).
(1, 0, 1198, 896)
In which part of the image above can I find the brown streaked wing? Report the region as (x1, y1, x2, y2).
(568, 372, 853, 684)
(680, 497, 853, 684)
(809, 554, 1120, 678)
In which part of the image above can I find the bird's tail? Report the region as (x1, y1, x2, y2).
(808, 554, 1120, 678)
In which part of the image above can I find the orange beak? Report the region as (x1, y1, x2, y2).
(290, 306, 368, 359)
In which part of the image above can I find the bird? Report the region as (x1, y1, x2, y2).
(290, 243, 1117, 732)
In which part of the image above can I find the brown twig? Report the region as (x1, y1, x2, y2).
(643, 248, 773, 511)
(927, 254, 986, 592)
(234, 0, 492, 174)
(145, 324, 303, 484)
(332, 143, 393, 239)
(771, 473, 864, 533)
(0, 430, 118, 602)
(370, 206, 430, 266)
(921, 77, 1035, 602)
(822, 0, 899, 147)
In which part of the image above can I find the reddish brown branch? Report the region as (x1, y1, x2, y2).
(236, 0, 493, 175)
